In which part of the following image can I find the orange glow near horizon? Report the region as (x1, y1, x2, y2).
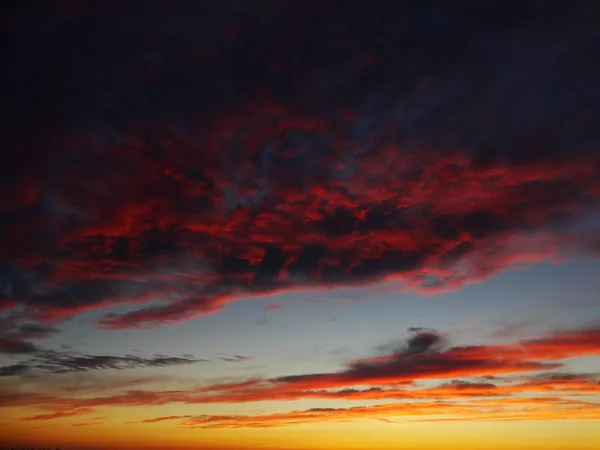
(3, 416, 600, 450)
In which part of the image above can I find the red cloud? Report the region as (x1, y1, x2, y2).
(1, 0, 600, 330)
(23, 407, 96, 421)
(4, 138, 599, 329)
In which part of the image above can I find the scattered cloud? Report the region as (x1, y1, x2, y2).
(0, 349, 204, 375)
(0, 337, 39, 354)
(2, 326, 598, 416)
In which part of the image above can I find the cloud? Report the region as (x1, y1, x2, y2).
(0, 348, 204, 375)
(0, 314, 60, 354)
(71, 421, 106, 427)
(140, 415, 193, 423)
(23, 407, 96, 421)
(155, 327, 600, 403)
(1, 323, 59, 341)
(517, 372, 600, 393)
(2, 326, 598, 413)
(0, 364, 29, 377)
(172, 396, 600, 429)
(371, 328, 446, 358)
(1, 2, 600, 331)
(217, 355, 251, 363)
(267, 327, 600, 391)
(0, 337, 39, 354)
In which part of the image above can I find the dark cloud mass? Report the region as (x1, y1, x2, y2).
(0, 338, 38, 355)
(2, 1, 600, 328)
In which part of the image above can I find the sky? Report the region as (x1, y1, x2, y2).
(1, 1, 600, 449)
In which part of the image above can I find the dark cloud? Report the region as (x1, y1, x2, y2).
(406, 330, 444, 354)
(2, 1, 600, 328)
(394, 329, 446, 355)
(0, 315, 59, 354)
(0, 363, 29, 377)
(23, 407, 96, 421)
(3, 323, 59, 341)
(0, 348, 204, 375)
(140, 415, 193, 423)
(0, 337, 39, 354)
(217, 355, 251, 363)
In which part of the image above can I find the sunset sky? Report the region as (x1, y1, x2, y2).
(2, 1, 600, 449)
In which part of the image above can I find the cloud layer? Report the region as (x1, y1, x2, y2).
(2, 1, 600, 332)
(2, 326, 598, 429)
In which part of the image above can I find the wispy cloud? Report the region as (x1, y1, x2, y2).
(23, 407, 96, 421)
(140, 415, 193, 423)
(71, 421, 106, 427)
(217, 354, 251, 363)
(0, 349, 205, 376)
(173, 396, 600, 429)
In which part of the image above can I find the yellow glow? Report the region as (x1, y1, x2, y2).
(3, 408, 600, 450)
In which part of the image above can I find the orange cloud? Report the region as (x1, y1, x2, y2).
(23, 407, 96, 421)
(174, 397, 600, 429)
(71, 421, 106, 427)
(140, 415, 193, 423)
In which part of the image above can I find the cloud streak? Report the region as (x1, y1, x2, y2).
(0, 349, 204, 376)
(23, 407, 96, 421)
(174, 396, 600, 429)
